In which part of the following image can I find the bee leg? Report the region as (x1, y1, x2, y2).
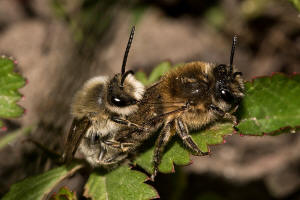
(175, 118, 209, 156)
(103, 139, 121, 147)
(225, 105, 239, 126)
(90, 133, 100, 145)
(209, 104, 225, 116)
(224, 113, 237, 126)
(120, 143, 134, 152)
(98, 142, 107, 161)
(104, 152, 126, 163)
(152, 121, 173, 181)
(104, 140, 134, 152)
(209, 104, 238, 126)
(111, 116, 144, 130)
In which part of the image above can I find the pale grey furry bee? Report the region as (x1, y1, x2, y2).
(62, 26, 145, 166)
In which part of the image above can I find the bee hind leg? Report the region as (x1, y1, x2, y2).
(151, 121, 173, 181)
(175, 118, 209, 156)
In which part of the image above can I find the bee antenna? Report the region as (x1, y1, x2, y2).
(229, 35, 238, 74)
(121, 26, 135, 75)
(121, 70, 134, 87)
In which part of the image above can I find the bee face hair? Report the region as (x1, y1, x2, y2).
(213, 64, 244, 111)
(212, 36, 244, 111)
(106, 73, 145, 115)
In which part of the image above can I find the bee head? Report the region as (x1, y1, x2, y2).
(213, 36, 244, 111)
(107, 73, 144, 112)
(106, 26, 145, 115)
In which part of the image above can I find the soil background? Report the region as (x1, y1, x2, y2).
(0, 0, 299, 199)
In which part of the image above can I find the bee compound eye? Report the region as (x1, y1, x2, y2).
(221, 89, 234, 103)
(111, 96, 128, 107)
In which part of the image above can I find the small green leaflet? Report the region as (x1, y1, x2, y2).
(0, 57, 25, 127)
(135, 61, 171, 85)
(237, 73, 300, 135)
(289, 0, 300, 11)
(84, 166, 158, 200)
(135, 123, 233, 174)
(2, 164, 82, 200)
(51, 187, 77, 200)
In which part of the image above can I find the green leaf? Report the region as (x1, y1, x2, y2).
(136, 62, 171, 86)
(131, 4, 149, 25)
(134, 72, 148, 85)
(51, 187, 77, 200)
(0, 57, 25, 127)
(237, 73, 300, 135)
(84, 166, 158, 200)
(2, 164, 82, 200)
(136, 123, 233, 174)
(205, 6, 225, 29)
(290, 0, 300, 11)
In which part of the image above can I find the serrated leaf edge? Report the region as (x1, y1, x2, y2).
(129, 167, 160, 199)
(151, 126, 235, 175)
(248, 72, 299, 83)
(238, 72, 300, 135)
(0, 56, 26, 122)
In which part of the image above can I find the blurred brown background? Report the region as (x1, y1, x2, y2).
(0, 0, 299, 199)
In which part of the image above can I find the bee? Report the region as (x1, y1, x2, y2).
(113, 36, 244, 179)
(62, 26, 145, 167)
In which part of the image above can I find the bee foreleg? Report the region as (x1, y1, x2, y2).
(209, 104, 238, 125)
(120, 143, 134, 152)
(224, 113, 237, 126)
(225, 105, 239, 126)
(152, 121, 173, 181)
(111, 116, 144, 130)
(90, 133, 100, 145)
(103, 139, 121, 147)
(175, 118, 209, 156)
(209, 104, 225, 116)
(103, 140, 134, 152)
(104, 152, 126, 163)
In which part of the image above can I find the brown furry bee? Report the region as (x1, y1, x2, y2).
(62, 26, 145, 166)
(113, 36, 244, 179)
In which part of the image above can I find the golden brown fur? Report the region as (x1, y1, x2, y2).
(113, 60, 244, 179)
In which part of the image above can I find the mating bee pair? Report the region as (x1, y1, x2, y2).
(62, 26, 244, 180)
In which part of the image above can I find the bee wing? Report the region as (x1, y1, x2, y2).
(62, 116, 91, 163)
